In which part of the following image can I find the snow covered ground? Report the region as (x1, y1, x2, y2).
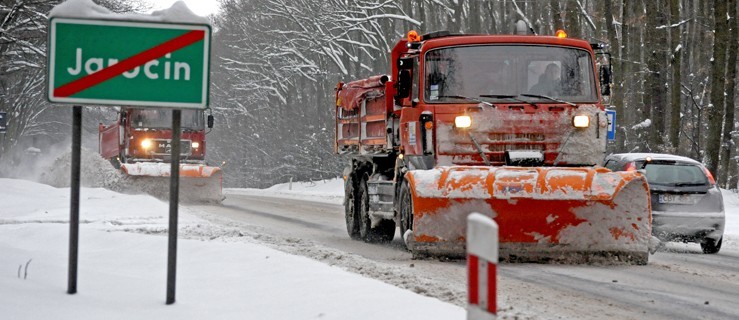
(3, 176, 738, 319)
(0, 178, 463, 319)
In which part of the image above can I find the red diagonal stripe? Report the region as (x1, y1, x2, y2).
(54, 29, 205, 98)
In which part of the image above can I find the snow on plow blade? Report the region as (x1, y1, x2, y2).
(405, 166, 651, 264)
(121, 163, 223, 203)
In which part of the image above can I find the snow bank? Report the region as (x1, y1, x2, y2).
(226, 179, 344, 205)
(50, 0, 209, 24)
(0, 178, 463, 319)
(38, 148, 122, 189)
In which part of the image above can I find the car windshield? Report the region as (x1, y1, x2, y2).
(424, 45, 597, 103)
(130, 109, 204, 130)
(643, 163, 709, 186)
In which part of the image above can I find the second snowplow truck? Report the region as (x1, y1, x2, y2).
(335, 27, 652, 264)
(99, 107, 222, 203)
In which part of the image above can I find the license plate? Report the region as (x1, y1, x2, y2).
(658, 193, 700, 205)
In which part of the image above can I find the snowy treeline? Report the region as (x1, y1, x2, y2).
(209, 0, 739, 188)
(0, 0, 147, 176)
(1, 0, 738, 189)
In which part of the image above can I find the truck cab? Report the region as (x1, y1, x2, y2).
(99, 107, 213, 166)
(390, 31, 610, 169)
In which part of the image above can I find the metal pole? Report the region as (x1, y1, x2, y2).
(166, 109, 181, 305)
(68, 105, 82, 294)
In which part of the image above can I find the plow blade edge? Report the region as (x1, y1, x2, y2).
(121, 163, 223, 203)
(405, 166, 651, 264)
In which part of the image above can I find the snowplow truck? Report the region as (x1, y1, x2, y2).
(99, 107, 222, 203)
(335, 28, 652, 264)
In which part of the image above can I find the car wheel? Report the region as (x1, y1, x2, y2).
(701, 237, 722, 254)
(344, 175, 360, 240)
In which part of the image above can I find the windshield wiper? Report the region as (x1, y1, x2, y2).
(479, 94, 538, 109)
(673, 182, 707, 187)
(520, 93, 577, 107)
(437, 95, 496, 108)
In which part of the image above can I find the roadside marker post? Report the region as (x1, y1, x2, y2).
(467, 213, 498, 320)
(47, 16, 211, 304)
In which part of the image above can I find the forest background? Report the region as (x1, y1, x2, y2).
(1, 0, 738, 188)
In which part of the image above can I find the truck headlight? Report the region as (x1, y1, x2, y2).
(192, 141, 200, 149)
(572, 115, 590, 128)
(455, 115, 472, 128)
(141, 139, 153, 150)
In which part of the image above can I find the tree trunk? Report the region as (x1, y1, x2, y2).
(706, 0, 728, 177)
(550, 0, 563, 32)
(566, 0, 580, 38)
(620, 0, 632, 151)
(469, 0, 481, 33)
(645, 0, 667, 150)
(668, 0, 683, 152)
(720, 0, 738, 187)
(604, 0, 624, 152)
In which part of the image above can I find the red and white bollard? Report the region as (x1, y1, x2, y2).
(467, 213, 498, 320)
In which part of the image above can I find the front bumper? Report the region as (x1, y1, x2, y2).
(652, 211, 725, 242)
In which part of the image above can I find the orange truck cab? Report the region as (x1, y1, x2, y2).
(335, 27, 653, 264)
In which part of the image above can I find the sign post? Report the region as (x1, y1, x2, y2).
(47, 17, 211, 304)
(606, 109, 616, 141)
(67, 106, 82, 294)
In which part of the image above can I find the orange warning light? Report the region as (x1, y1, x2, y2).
(555, 29, 567, 38)
(407, 30, 421, 42)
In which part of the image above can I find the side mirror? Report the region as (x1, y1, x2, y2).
(599, 65, 612, 96)
(397, 70, 412, 99)
(207, 114, 214, 128)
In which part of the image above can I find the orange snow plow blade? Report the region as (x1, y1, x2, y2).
(405, 166, 652, 264)
(121, 163, 223, 203)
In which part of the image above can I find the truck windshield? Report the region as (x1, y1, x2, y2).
(424, 45, 597, 103)
(130, 109, 204, 130)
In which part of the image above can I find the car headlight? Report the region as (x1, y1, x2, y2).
(140, 139, 153, 150)
(192, 141, 200, 149)
(455, 115, 472, 128)
(572, 115, 590, 128)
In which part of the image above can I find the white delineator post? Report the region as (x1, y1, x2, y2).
(467, 213, 498, 320)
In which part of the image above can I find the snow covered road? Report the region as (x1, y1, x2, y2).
(198, 190, 739, 320)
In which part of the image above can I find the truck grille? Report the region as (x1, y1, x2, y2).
(151, 139, 192, 156)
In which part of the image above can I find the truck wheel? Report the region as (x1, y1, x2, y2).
(399, 180, 413, 249)
(701, 237, 722, 254)
(344, 175, 360, 239)
(358, 176, 395, 243)
(109, 157, 121, 169)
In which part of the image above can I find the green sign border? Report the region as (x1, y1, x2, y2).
(47, 18, 211, 109)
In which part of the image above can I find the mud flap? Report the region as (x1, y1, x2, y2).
(404, 166, 652, 263)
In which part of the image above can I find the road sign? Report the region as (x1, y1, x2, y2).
(606, 109, 616, 141)
(48, 18, 210, 109)
(0, 112, 6, 133)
